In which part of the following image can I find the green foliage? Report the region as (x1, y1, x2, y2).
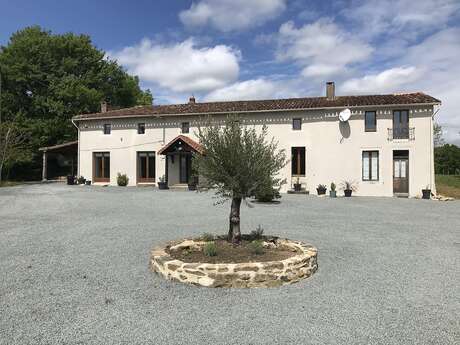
(433, 123, 444, 147)
(330, 182, 336, 191)
(254, 183, 281, 202)
(340, 180, 358, 191)
(194, 117, 288, 201)
(317, 184, 327, 190)
(203, 242, 218, 257)
(198, 233, 215, 242)
(248, 240, 265, 255)
(249, 225, 264, 240)
(0, 26, 152, 180)
(117, 173, 129, 186)
(77, 176, 86, 184)
(435, 144, 460, 175)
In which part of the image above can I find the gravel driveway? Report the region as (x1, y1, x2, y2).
(0, 184, 458, 345)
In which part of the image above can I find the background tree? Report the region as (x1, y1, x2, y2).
(434, 144, 460, 175)
(0, 26, 152, 180)
(433, 122, 445, 147)
(194, 118, 287, 243)
(0, 123, 29, 184)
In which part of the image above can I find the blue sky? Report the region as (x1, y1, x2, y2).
(1, 0, 459, 144)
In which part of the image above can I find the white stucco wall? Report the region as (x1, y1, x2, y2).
(77, 105, 435, 197)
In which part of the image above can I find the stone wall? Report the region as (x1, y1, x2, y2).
(150, 238, 318, 288)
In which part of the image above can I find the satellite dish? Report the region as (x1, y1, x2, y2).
(339, 108, 351, 122)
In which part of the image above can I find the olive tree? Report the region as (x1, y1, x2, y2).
(194, 117, 287, 243)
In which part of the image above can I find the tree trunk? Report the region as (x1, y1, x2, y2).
(228, 197, 242, 243)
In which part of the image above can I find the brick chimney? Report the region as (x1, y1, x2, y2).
(189, 96, 196, 104)
(100, 101, 108, 113)
(326, 82, 335, 100)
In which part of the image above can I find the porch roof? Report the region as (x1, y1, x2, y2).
(38, 140, 78, 153)
(158, 135, 204, 155)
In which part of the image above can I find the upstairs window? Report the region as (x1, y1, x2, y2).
(181, 122, 190, 134)
(293, 118, 302, 130)
(362, 151, 379, 181)
(291, 147, 306, 176)
(103, 124, 111, 135)
(138, 123, 145, 134)
(365, 111, 376, 132)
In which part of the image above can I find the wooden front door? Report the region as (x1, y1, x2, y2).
(393, 156, 409, 194)
(179, 155, 191, 183)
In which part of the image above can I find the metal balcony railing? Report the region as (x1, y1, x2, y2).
(388, 127, 415, 141)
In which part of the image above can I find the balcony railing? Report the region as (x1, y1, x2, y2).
(388, 127, 415, 141)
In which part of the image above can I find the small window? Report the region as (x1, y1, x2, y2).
(291, 147, 306, 176)
(181, 122, 190, 134)
(293, 118, 302, 130)
(138, 123, 145, 134)
(362, 151, 379, 181)
(365, 111, 376, 132)
(103, 124, 111, 135)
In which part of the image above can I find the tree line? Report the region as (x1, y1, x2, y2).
(0, 26, 152, 182)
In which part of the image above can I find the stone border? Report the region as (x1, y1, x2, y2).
(150, 238, 318, 288)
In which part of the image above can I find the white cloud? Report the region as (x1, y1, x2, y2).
(110, 38, 240, 93)
(276, 20, 373, 78)
(179, 0, 287, 32)
(341, 67, 421, 94)
(344, 0, 460, 39)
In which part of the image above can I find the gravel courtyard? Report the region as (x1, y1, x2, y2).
(0, 184, 458, 345)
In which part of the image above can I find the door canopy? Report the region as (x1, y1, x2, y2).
(158, 135, 204, 155)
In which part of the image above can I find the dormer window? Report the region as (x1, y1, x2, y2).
(103, 124, 111, 135)
(181, 122, 190, 134)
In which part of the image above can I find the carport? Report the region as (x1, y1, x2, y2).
(39, 141, 78, 181)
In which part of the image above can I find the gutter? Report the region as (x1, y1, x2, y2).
(72, 102, 442, 122)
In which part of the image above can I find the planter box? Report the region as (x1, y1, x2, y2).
(293, 183, 302, 192)
(344, 189, 352, 197)
(422, 189, 431, 199)
(329, 190, 337, 198)
(157, 182, 168, 190)
(67, 175, 75, 185)
(85, 180, 91, 185)
(317, 188, 326, 195)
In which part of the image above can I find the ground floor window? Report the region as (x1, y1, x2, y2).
(362, 151, 379, 181)
(93, 152, 110, 182)
(291, 147, 305, 176)
(137, 152, 155, 182)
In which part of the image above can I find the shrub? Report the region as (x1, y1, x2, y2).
(117, 173, 129, 186)
(199, 233, 215, 242)
(330, 182, 336, 191)
(203, 242, 217, 257)
(77, 176, 86, 185)
(248, 240, 264, 255)
(249, 225, 264, 240)
(254, 187, 281, 202)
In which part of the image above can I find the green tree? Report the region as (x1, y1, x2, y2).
(0, 26, 152, 180)
(194, 117, 287, 243)
(434, 144, 460, 175)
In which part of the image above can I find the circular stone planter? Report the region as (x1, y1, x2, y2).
(150, 238, 318, 288)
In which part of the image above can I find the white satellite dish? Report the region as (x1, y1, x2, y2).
(339, 108, 351, 122)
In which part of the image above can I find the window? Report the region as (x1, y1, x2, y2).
(93, 152, 110, 182)
(103, 124, 111, 135)
(365, 111, 376, 132)
(138, 123, 145, 134)
(362, 151, 379, 181)
(393, 110, 409, 139)
(291, 147, 306, 176)
(293, 118, 302, 130)
(137, 152, 155, 182)
(181, 122, 190, 134)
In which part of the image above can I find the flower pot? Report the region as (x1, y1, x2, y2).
(294, 183, 302, 192)
(85, 180, 91, 185)
(188, 183, 197, 191)
(422, 189, 431, 199)
(66, 175, 75, 185)
(329, 190, 337, 198)
(317, 188, 326, 195)
(157, 182, 168, 190)
(344, 189, 352, 197)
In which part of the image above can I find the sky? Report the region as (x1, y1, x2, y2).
(1, 0, 459, 144)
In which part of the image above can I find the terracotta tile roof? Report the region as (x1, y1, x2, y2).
(73, 92, 441, 120)
(158, 135, 204, 155)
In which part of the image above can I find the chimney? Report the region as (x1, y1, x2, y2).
(326, 82, 335, 100)
(100, 101, 107, 113)
(189, 96, 196, 104)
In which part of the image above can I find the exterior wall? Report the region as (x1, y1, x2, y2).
(77, 105, 435, 197)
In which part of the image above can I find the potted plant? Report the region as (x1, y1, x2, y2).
(293, 177, 302, 192)
(188, 175, 198, 191)
(329, 182, 337, 198)
(77, 176, 86, 185)
(157, 175, 168, 190)
(340, 180, 357, 197)
(316, 184, 327, 195)
(422, 185, 431, 199)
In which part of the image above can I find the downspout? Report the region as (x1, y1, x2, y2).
(431, 107, 440, 195)
(71, 119, 80, 177)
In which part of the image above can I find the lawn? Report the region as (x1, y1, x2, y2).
(436, 174, 460, 199)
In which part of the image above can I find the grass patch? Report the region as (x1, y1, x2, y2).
(436, 175, 460, 199)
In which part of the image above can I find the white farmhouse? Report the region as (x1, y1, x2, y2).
(72, 82, 441, 197)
